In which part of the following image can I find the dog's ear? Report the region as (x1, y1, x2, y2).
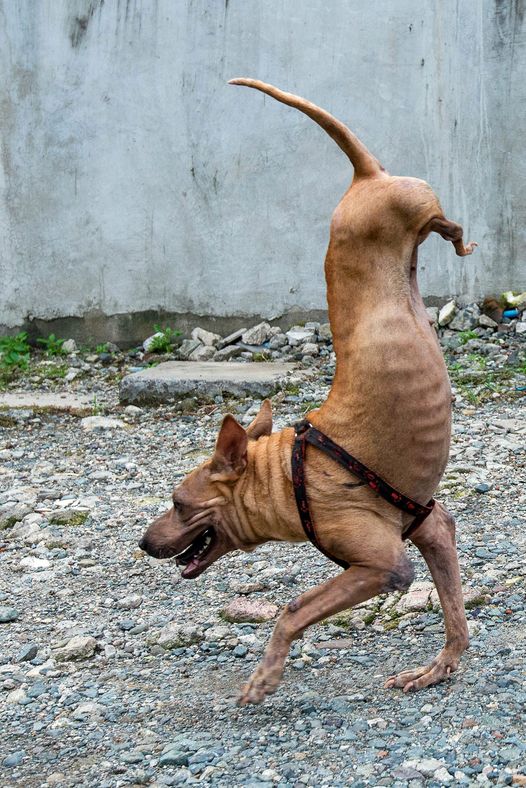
(210, 415, 248, 481)
(246, 399, 273, 440)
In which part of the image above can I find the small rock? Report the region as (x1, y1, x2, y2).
(124, 405, 143, 417)
(221, 598, 278, 623)
(286, 326, 317, 346)
(474, 482, 492, 493)
(426, 306, 439, 324)
(71, 702, 107, 720)
(6, 688, 26, 704)
(117, 594, 143, 610)
(156, 623, 204, 649)
(0, 607, 19, 623)
(191, 327, 222, 347)
(159, 751, 189, 767)
(16, 644, 38, 662)
(515, 321, 526, 335)
(81, 416, 125, 431)
(438, 300, 457, 326)
(62, 339, 77, 353)
(478, 314, 499, 329)
(19, 556, 50, 571)
(143, 332, 164, 352)
(53, 635, 97, 662)
(301, 343, 319, 356)
(403, 758, 446, 778)
(241, 322, 272, 345)
(2, 751, 25, 767)
(204, 625, 230, 642)
(318, 323, 332, 342)
(434, 767, 453, 783)
(0, 503, 33, 530)
(268, 333, 288, 350)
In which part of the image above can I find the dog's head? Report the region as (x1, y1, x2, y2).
(138, 400, 273, 579)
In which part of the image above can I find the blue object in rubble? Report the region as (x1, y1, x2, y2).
(503, 308, 520, 318)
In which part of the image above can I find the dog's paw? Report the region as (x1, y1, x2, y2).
(384, 651, 459, 692)
(237, 663, 283, 706)
(462, 241, 478, 256)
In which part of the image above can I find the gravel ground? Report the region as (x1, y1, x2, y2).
(0, 343, 525, 787)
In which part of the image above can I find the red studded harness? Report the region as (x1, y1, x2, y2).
(291, 420, 435, 570)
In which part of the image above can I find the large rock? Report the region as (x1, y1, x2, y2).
(318, 323, 332, 342)
(217, 328, 246, 349)
(188, 344, 216, 362)
(213, 345, 243, 361)
(53, 635, 97, 662)
(0, 392, 92, 415)
(221, 597, 278, 623)
(177, 339, 201, 360)
(242, 322, 271, 345)
(438, 300, 457, 326)
(394, 581, 434, 614)
(286, 326, 317, 346)
(120, 361, 295, 404)
(191, 326, 222, 347)
(449, 304, 481, 331)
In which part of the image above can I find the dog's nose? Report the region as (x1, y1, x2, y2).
(138, 536, 147, 551)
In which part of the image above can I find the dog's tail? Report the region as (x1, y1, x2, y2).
(228, 78, 383, 178)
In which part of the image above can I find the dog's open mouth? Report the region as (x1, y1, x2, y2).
(175, 526, 216, 578)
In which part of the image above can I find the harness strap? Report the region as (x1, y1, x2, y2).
(291, 420, 435, 568)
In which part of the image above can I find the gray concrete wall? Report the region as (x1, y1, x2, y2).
(1, 0, 525, 342)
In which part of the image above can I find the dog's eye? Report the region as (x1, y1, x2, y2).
(173, 500, 183, 513)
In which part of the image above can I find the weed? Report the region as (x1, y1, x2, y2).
(252, 352, 271, 362)
(91, 396, 103, 415)
(37, 334, 65, 357)
(41, 364, 67, 380)
(148, 325, 181, 354)
(283, 383, 300, 395)
(466, 353, 487, 369)
(96, 343, 109, 354)
(0, 332, 30, 370)
(458, 330, 478, 345)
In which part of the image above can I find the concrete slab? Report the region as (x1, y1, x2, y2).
(0, 392, 93, 415)
(119, 361, 296, 404)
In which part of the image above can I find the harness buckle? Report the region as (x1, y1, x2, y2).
(294, 419, 311, 436)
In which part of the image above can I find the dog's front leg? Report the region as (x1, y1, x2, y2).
(239, 551, 413, 706)
(427, 216, 478, 257)
(385, 501, 469, 692)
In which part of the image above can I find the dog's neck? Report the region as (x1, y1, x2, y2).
(220, 431, 305, 548)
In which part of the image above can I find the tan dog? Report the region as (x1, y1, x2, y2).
(140, 79, 476, 705)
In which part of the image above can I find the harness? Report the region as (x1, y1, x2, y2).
(291, 420, 435, 569)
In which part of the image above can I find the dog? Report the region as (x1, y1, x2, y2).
(139, 79, 476, 705)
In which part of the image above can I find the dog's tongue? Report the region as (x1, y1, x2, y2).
(181, 557, 201, 578)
